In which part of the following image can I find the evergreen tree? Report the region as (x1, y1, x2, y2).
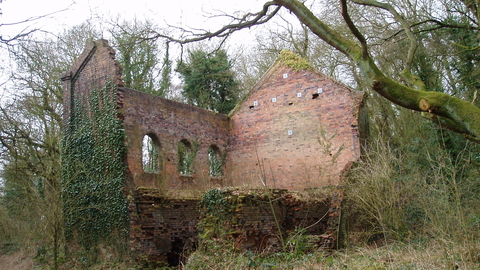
(177, 49, 239, 114)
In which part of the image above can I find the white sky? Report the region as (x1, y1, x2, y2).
(0, 0, 304, 97)
(0, 0, 269, 43)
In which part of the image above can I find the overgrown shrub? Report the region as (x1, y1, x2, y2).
(345, 135, 480, 255)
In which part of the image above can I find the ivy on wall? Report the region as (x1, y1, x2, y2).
(178, 139, 199, 176)
(61, 82, 128, 261)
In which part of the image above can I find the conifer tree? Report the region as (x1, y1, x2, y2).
(177, 49, 240, 114)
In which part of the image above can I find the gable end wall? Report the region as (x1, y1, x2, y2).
(226, 64, 363, 189)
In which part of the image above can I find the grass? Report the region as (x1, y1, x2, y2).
(183, 239, 480, 269)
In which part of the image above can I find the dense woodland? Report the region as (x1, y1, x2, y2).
(0, 0, 479, 269)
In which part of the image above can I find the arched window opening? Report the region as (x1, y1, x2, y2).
(178, 139, 196, 175)
(142, 134, 160, 173)
(208, 146, 224, 177)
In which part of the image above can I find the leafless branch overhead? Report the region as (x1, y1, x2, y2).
(150, 1, 281, 44)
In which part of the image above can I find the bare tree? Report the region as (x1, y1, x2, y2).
(0, 23, 100, 269)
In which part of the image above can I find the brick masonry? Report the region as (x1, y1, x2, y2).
(120, 87, 229, 190)
(63, 40, 365, 265)
(220, 189, 331, 252)
(226, 62, 363, 189)
(129, 188, 331, 265)
(128, 188, 201, 265)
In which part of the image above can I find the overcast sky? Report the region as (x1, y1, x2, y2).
(1, 0, 269, 43)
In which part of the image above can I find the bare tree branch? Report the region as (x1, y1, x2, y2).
(0, 4, 72, 44)
(46, 0, 478, 142)
(351, 0, 425, 91)
(274, 0, 363, 59)
(341, 0, 369, 60)
(150, 1, 281, 45)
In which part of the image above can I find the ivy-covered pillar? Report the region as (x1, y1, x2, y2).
(61, 39, 129, 264)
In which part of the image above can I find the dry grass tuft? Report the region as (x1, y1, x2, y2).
(0, 249, 35, 270)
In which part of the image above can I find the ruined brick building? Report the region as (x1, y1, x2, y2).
(62, 39, 364, 265)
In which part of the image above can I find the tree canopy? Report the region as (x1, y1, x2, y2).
(176, 49, 240, 114)
(110, 19, 171, 97)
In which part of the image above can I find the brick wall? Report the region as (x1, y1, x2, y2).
(128, 188, 201, 265)
(129, 188, 331, 266)
(226, 63, 363, 189)
(64, 40, 363, 192)
(220, 189, 331, 252)
(120, 88, 229, 190)
(62, 39, 123, 127)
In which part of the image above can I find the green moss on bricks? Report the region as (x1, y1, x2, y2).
(278, 50, 313, 71)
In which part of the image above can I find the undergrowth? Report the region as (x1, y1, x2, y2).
(184, 239, 480, 269)
(2, 238, 479, 269)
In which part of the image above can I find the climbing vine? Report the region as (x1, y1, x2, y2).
(61, 82, 128, 262)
